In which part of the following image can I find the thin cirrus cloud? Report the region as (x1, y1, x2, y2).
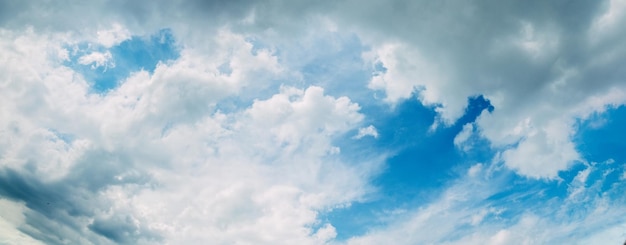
(1, 1, 626, 244)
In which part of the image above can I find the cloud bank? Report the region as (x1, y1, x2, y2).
(1, 0, 626, 244)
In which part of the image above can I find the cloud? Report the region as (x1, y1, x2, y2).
(353, 125, 379, 139)
(96, 23, 131, 48)
(345, 1, 626, 178)
(346, 160, 626, 245)
(0, 25, 378, 244)
(1, 1, 626, 244)
(77, 51, 114, 70)
(0, 199, 45, 245)
(453, 123, 474, 151)
(100, 85, 373, 244)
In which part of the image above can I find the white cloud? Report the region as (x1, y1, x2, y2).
(1, 1, 626, 244)
(513, 21, 560, 61)
(590, 0, 626, 41)
(364, 43, 459, 123)
(498, 122, 580, 179)
(364, 36, 626, 178)
(101, 85, 372, 244)
(346, 162, 626, 245)
(353, 1, 626, 178)
(454, 123, 474, 151)
(78, 51, 114, 69)
(97, 23, 131, 48)
(0, 25, 379, 244)
(354, 125, 379, 139)
(345, 168, 496, 245)
(0, 199, 44, 245)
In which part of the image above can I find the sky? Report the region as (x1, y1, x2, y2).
(1, 0, 626, 244)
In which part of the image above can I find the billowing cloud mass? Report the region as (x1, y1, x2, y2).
(1, 1, 626, 244)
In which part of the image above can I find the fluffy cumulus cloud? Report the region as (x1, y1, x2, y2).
(353, 1, 626, 178)
(0, 25, 374, 244)
(1, 0, 626, 244)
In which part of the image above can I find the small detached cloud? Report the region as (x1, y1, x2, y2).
(77, 51, 114, 70)
(353, 125, 379, 139)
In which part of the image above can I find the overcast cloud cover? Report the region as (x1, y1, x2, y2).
(1, 0, 626, 244)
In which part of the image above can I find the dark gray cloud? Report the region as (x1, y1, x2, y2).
(88, 213, 162, 244)
(0, 0, 260, 36)
(0, 168, 101, 244)
(0, 149, 158, 244)
(0, 0, 28, 26)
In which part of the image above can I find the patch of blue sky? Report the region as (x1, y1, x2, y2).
(574, 105, 626, 196)
(476, 106, 626, 225)
(327, 97, 626, 240)
(477, 101, 626, 217)
(327, 94, 494, 240)
(57, 26, 621, 240)
(367, 95, 493, 195)
(48, 128, 75, 144)
(575, 105, 626, 164)
(484, 174, 563, 216)
(65, 29, 180, 93)
(507, 105, 626, 204)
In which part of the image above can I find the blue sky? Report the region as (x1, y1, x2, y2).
(65, 29, 180, 93)
(1, 1, 626, 244)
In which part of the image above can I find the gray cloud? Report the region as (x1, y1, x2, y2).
(0, 148, 157, 244)
(88, 213, 162, 244)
